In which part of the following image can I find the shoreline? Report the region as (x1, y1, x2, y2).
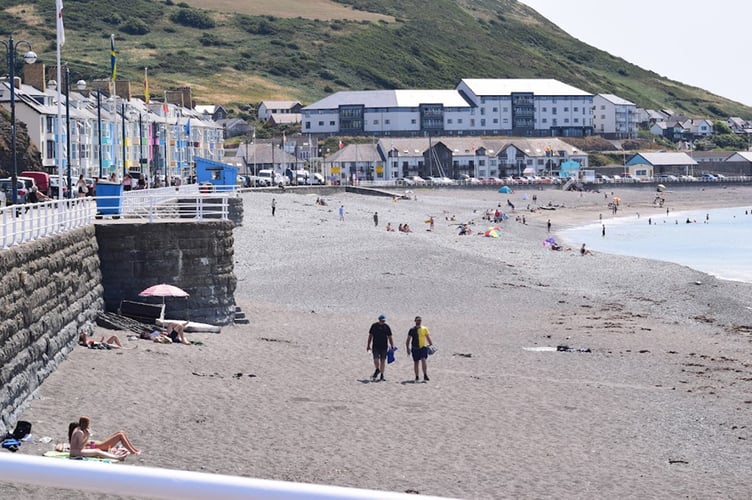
(5, 185, 752, 499)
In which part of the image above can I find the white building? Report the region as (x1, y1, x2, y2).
(302, 79, 594, 138)
(593, 94, 638, 138)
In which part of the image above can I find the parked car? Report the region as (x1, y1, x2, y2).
(701, 173, 718, 181)
(655, 174, 679, 182)
(595, 174, 613, 183)
(49, 176, 69, 198)
(680, 175, 697, 182)
(20, 171, 51, 195)
(395, 177, 415, 187)
(0, 178, 28, 204)
(410, 176, 427, 186)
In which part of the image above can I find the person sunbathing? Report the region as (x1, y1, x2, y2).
(78, 332, 123, 349)
(69, 416, 140, 461)
(164, 321, 190, 345)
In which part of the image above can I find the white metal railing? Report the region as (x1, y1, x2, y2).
(0, 454, 450, 500)
(0, 186, 236, 249)
(0, 198, 96, 249)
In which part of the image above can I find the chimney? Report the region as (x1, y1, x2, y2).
(165, 90, 185, 107)
(23, 62, 46, 91)
(114, 80, 131, 100)
(178, 86, 192, 110)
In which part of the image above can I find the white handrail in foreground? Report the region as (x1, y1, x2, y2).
(0, 198, 96, 249)
(0, 454, 451, 500)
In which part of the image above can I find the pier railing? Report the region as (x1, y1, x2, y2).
(0, 198, 96, 249)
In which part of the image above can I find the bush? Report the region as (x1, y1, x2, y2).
(121, 18, 150, 35)
(199, 33, 223, 47)
(170, 9, 215, 29)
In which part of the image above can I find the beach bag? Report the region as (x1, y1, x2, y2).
(12, 420, 31, 440)
(426, 344, 437, 356)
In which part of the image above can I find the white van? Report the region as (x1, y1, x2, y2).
(257, 169, 288, 187)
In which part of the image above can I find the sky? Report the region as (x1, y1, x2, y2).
(518, 0, 752, 107)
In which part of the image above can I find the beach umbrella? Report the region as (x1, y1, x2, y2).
(657, 184, 666, 191)
(484, 227, 501, 238)
(139, 284, 190, 319)
(498, 186, 512, 194)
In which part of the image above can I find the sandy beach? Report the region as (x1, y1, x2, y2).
(4, 183, 752, 499)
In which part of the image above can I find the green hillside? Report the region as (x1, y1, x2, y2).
(0, 0, 749, 119)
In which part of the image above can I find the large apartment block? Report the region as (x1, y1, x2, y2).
(303, 79, 594, 138)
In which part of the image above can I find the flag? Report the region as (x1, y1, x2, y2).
(184, 118, 191, 137)
(110, 34, 117, 81)
(143, 67, 150, 104)
(56, 0, 65, 47)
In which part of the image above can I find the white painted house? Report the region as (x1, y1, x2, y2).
(592, 94, 638, 138)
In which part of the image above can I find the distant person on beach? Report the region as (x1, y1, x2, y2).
(602, 224, 606, 237)
(271, 198, 276, 216)
(406, 316, 433, 382)
(339, 205, 344, 221)
(367, 314, 394, 381)
(69, 416, 140, 460)
(547, 219, 551, 233)
(386, 222, 395, 232)
(580, 244, 593, 256)
(373, 211, 379, 227)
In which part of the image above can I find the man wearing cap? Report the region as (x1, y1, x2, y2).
(406, 316, 433, 382)
(367, 314, 394, 381)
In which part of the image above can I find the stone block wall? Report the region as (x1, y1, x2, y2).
(96, 221, 237, 325)
(0, 227, 103, 433)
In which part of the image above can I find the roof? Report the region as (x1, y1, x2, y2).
(633, 152, 697, 166)
(304, 90, 471, 111)
(260, 100, 301, 109)
(376, 136, 582, 158)
(596, 94, 635, 106)
(327, 143, 382, 163)
(459, 78, 591, 97)
(269, 113, 302, 124)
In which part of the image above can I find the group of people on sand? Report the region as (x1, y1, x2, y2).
(79, 321, 191, 349)
(397, 223, 413, 233)
(366, 314, 434, 383)
(56, 416, 140, 461)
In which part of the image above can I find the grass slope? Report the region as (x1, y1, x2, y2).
(0, 0, 747, 120)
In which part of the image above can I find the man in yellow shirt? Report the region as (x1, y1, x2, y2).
(406, 316, 433, 382)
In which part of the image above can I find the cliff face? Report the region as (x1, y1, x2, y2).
(0, 110, 44, 177)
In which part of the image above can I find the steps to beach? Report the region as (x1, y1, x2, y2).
(234, 305, 250, 325)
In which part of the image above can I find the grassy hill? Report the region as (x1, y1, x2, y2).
(0, 0, 750, 120)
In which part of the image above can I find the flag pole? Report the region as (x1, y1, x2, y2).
(55, 1, 64, 200)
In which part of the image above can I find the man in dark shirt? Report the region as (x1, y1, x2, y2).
(367, 314, 394, 382)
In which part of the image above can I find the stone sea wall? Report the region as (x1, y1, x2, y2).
(96, 221, 237, 325)
(0, 227, 103, 433)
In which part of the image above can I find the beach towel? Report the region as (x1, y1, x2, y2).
(43, 450, 113, 462)
(1, 438, 21, 452)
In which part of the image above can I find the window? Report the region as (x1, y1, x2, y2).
(493, 118, 498, 124)
(46, 140, 55, 159)
(46, 116, 54, 133)
(564, 118, 569, 124)
(479, 159, 485, 166)
(470, 119, 475, 127)
(411, 119, 416, 124)
(564, 107, 569, 112)
(552, 108, 557, 115)
(542, 107, 547, 112)
(318, 121, 324, 126)
(542, 118, 547, 124)
(601, 105, 606, 110)
(329, 121, 335, 126)
(601, 115, 606, 119)
(503, 107, 508, 112)
(447, 119, 453, 124)
(480, 108, 485, 115)
(574, 107, 579, 112)
(458, 119, 463, 124)
(480, 119, 486, 126)
(492, 107, 498, 112)
(373, 120, 379, 125)
(385, 119, 390, 125)
(502, 118, 508, 124)
(305, 121, 310, 129)
(574, 118, 579, 123)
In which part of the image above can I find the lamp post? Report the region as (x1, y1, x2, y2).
(0, 35, 36, 205)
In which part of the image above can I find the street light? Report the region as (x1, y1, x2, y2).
(0, 35, 36, 205)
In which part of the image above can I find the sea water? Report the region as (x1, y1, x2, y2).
(559, 206, 752, 283)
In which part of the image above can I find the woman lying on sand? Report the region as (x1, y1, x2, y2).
(68, 416, 140, 460)
(78, 332, 123, 349)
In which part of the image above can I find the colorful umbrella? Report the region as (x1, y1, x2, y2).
(484, 226, 501, 238)
(657, 184, 666, 191)
(498, 186, 512, 194)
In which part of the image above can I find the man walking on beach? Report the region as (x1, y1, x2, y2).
(339, 205, 344, 221)
(373, 211, 379, 227)
(271, 198, 276, 216)
(367, 314, 393, 381)
(406, 316, 433, 382)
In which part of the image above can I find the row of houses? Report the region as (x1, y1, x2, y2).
(225, 136, 588, 182)
(0, 63, 224, 182)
